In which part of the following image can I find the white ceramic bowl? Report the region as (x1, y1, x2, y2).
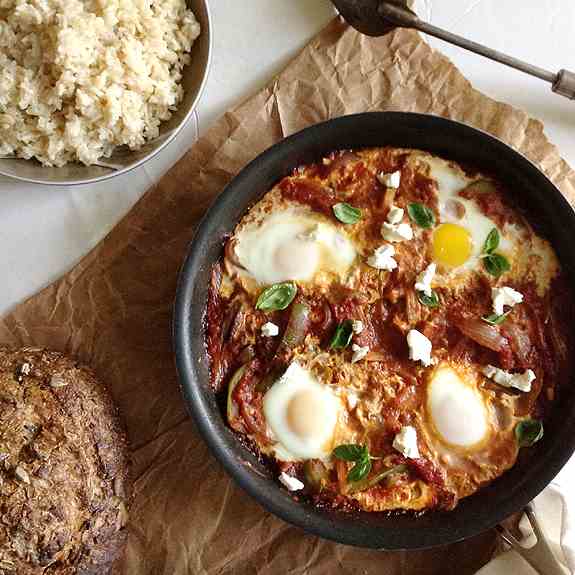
(0, 0, 212, 186)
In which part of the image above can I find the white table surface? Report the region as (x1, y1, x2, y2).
(1, 0, 574, 316)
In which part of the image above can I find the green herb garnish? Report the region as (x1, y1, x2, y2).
(483, 228, 500, 253)
(255, 282, 297, 312)
(333, 202, 362, 224)
(483, 253, 511, 277)
(515, 419, 544, 447)
(417, 289, 440, 308)
(330, 320, 354, 349)
(407, 203, 435, 229)
(332, 444, 367, 461)
(482, 311, 511, 325)
(481, 228, 511, 278)
(333, 444, 373, 482)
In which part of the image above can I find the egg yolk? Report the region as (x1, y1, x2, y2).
(274, 240, 320, 281)
(286, 389, 329, 439)
(427, 366, 488, 448)
(433, 223, 473, 268)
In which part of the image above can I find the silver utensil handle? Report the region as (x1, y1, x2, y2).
(378, 2, 575, 100)
(553, 70, 575, 99)
(496, 504, 567, 575)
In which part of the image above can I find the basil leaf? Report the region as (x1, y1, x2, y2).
(407, 203, 435, 229)
(333, 202, 362, 224)
(483, 253, 511, 277)
(333, 443, 380, 484)
(417, 289, 440, 308)
(347, 456, 372, 483)
(483, 228, 500, 254)
(333, 444, 368, 462)
(255, 282, 297, 311)
(482, 311, 510, 325)
(515, 419, 544, 447)
(330, 320, 354, 349)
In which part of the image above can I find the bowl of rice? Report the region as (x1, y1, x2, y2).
(0, 0, 211, 185)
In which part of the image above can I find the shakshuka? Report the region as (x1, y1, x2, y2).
(205, 147, 574, 512)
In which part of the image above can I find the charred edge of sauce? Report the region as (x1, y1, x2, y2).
(232, 358, 272, 442)
(206, 263, 225, 391)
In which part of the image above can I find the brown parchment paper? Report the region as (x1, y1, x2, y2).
(2, 18, 575, 575)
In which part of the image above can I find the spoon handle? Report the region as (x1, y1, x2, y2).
(379, 2, 575, 99)
(496, 504, 567, 575)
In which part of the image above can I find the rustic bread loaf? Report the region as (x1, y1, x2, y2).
(0, 347, 130, 574)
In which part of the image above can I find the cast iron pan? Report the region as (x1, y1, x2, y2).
(174, 112, 575, 549)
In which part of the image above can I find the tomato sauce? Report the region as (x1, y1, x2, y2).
(206, 146, 575, 514)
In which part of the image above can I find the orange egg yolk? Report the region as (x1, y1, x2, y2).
(433, 223, 473, 268)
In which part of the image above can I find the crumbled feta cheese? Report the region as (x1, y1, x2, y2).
(378, 170, 401, 189)
(414, 263, 436, 297)
(492, 286, 524, 316)
(279, 472, 305, 491)
(407, 329, 433, 367)
(367, 244, 397, 271)
(351, 343, 369, 363)
(261, 322, 279, 337)
(393, 426, 420, 459)
(387, 205, 404, 225)
(352, 320, 364, 334)
(483, 365, 535, 392)
(381, 221, 413, 243)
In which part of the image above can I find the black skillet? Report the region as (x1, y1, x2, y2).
(174, 112, 575, 551)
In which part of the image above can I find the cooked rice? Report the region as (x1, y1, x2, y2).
(0, 0, 200, 166)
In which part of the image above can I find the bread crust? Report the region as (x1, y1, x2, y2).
(0, 347, 130, 574)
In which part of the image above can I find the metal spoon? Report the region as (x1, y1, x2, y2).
(331, 0, 575, 100)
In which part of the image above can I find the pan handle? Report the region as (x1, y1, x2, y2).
(496, 504, 567, 575)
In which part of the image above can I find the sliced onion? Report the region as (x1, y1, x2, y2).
(375, 298, 390, 323)
(222, 299, 241, 341)
(382, 187, 397, 211)
(405, 289, 422, 326)
(316, 301, 333, 334)
(347, 464, 409, 494)
(548, 314, 568, 364)
(454, 317, 509, 352)
(502, 321, 532, 367)
(304, 460, 329, 490)
(224, 301, 246, 344)
(280, 299, 311, 350)
(224, 238, 246, 274)
(227, 364, 248, 432)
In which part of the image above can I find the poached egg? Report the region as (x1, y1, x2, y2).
(263, 362, 342, 461)
(234, 208, 357, 286)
